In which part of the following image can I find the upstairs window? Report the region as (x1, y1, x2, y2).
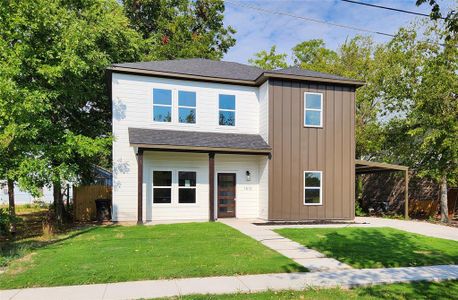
(153, 89, 172, 122)
(178, 171, 197, 203)
(219, 94, 236, 126)
(178, 91, 196, 124)
(304, 92, 323, 127)
(304, 171, 322, 205)
(153, 171, 172, 203)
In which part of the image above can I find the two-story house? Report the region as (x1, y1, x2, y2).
(108, 59, 364, 223)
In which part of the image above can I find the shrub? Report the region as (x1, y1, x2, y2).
(355, 200, 365, 216)
(0, 208, 10, 236)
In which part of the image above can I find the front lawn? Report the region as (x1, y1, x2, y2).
(161, 280, 458, 299)
(0, 222, 305, 289)
(275, 227, 458, 268)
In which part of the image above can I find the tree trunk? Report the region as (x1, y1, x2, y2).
(53, 181, 64, 225)
(7, 179, 16, 233)
(440, 175, 449, 223)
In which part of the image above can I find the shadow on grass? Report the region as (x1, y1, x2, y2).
(357, 280, 458, 299)
(278, 228, 458, 268)
(0, 226, 102, 267)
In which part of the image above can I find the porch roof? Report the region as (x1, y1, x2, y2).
(128, 128, 271, 154)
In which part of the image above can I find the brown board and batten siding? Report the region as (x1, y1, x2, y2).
(268, 79, 356, 220)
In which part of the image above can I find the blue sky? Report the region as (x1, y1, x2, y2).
(222, 0, 451, 64)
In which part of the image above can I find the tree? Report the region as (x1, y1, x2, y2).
(123, 0, 236, 60)
(416, 0, 457, 39)
(381, 22, 458, 222)
(248, 45, 288, 70)
(0, 0, 143, 224)
(292, 39, 338, 72)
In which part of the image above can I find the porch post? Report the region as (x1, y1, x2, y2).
(405, 169, 409, 220)
(137, 148, 144, 225)
(209, 152, 215, 221)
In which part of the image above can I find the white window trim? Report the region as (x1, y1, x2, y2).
(178, 170, 197, 204)
(151, 169, 199, 206)
(152, 88, 173, 123)
(218, 94, 236, 127)
(152, 170, 173, 205)
(303, 171, 323, 206)
(304, 92, 323, 128)
(178, 90, 197, 125)
(152, 88, 198, 125)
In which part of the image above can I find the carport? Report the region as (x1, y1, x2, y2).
(355, 160, 409, 219)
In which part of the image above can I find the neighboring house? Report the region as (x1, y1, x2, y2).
(108, 59, 363, 223)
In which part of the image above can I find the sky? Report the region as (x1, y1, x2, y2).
(222, 0, 452, 64)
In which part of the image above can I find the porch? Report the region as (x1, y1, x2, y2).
(130, 128, 271, 223)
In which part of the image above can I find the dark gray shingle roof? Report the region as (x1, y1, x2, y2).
(268, 66, 356, 82)
(129, 128, 271, 152)
(112, 58, 363, 85)
(113, 59, 264, 81)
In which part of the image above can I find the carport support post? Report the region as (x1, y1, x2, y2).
(209, 152, 215, 221)
(405, 169, 409, 220)
(137, 148, 144, 225)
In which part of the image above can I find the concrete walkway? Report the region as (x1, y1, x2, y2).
(2, 265, 457, 300)
(220, 219, 352, 272)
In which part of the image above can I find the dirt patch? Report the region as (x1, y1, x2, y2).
(6, 252, 37, 275)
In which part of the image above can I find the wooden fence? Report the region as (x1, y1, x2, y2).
(73, 185, 112, 221)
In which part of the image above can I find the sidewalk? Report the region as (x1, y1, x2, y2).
(219, 219, 352, 272)
(2, 265, 457, 300)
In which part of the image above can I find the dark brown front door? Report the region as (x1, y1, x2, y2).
(217, 173, 236, 218)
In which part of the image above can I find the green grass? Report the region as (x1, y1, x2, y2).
(160, 280, 458, 299)
(0, 222, 305, 289)
(275, 227, 458, 268)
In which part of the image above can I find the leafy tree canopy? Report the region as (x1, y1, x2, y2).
(248, 45, 288, 70)
(123, 0, 236, 60)
(0, 0, 143, 198)
(381, 21, 457, 186)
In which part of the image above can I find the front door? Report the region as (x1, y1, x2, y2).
(217, 173, 236, 218)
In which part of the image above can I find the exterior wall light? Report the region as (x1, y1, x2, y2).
(246, 171, 251, 181)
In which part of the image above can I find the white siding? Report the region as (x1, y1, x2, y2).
(144, 152, 209, 221)
(112, 72, 268, 221)
(112, 73, 259, 134)
(258, 156, 269, 219)
(259, 81, 269, 142)
(215, 154, 260, 219)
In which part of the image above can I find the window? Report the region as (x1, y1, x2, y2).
(153, 171, 172, 203)
(304, 92, 323, 127)
(178, 171, 196, 203)
(153, 89, 172, 122)
(219, 94, 235, 126)
(304, 171, 322, 205)
(178, 91, 196, 124)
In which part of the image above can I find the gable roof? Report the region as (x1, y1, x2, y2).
(129, 128, 271, 154)
(109, 58, 364, 87)
(113, 59, 264, 82)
